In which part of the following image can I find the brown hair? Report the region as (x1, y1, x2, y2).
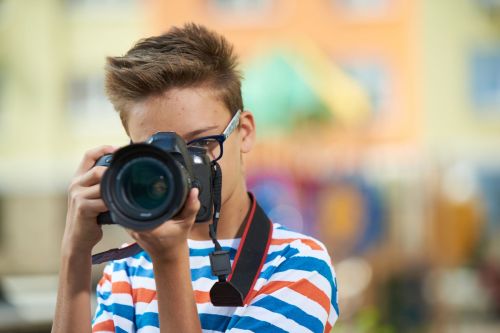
(104, 23, 243, 133)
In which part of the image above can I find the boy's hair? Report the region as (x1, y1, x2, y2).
(104, 23, 243, 133)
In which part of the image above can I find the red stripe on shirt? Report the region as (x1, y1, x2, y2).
(271, 238, 323, 250)
(132, 288, 157, 304)
(111, 281, 132, 294)
(194, 290, 211, 304)
(92, 319, 115, 332)
(111, 282, 158, 303)
(254, 279, 331, 315)
(98, 273, 111, 287)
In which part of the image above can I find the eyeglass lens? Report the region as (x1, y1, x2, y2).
(188, 138, 222, 161)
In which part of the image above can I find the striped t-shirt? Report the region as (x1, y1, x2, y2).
(92, 223, 339, 332)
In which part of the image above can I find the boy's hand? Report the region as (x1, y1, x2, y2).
(62, 145, 118, 255)
(127, 188, 201, 263)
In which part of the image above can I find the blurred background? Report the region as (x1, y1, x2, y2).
(0, 0, 499, 332)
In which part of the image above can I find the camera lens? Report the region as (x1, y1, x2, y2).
(117, 157, 173, 215)
(99, 141, 193, 230)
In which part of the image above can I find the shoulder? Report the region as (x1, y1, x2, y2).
(247, 224, 339, 329)
(268, 223, 333, 264)
(261, 223, 336, 288)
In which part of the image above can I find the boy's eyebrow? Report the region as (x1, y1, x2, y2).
(185, 125, 219, 141)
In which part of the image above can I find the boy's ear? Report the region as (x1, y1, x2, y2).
(238, 111, 256, 153)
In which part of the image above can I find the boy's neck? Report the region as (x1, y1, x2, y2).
(188, 182, 251, 241)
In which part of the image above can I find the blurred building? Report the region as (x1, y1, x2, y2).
(0, 0, 499, 332)
(0, 0, 146, 330)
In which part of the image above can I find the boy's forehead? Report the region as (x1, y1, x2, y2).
(127, 87, 230, 142)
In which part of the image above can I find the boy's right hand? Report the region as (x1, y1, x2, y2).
(61, 145, 118, 256)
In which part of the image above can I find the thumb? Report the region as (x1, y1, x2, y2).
(175, 188, 201, 221)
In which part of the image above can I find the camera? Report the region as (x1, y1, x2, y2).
(95, 132, 214, 230)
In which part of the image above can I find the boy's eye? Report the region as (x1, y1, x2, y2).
(197, 139, 212, 146)
(191, 138, 217, 148)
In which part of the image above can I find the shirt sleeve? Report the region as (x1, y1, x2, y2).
(226, 242, 339, 333)
(92, 263, 116, 333)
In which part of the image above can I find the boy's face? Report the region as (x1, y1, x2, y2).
(125, 86, 255, 209)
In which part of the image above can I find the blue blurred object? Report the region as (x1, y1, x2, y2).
(352, 176, 385, 254)
(247, 172, 305, 232)
(471, 47, 500, 110)
(478, 167, 500, 231)
(341, 60, 391, 117)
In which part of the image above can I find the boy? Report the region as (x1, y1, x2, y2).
(52, 23, 338, 333)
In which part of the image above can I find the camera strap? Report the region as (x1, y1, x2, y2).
(92, 242, 143, 264)
(209, 194, 273, 306)
(208, 163, 273, 307)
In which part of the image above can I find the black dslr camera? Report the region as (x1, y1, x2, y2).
(95, 132, 213, 230)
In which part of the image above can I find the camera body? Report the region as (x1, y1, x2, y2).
(96, 132, 213, 230)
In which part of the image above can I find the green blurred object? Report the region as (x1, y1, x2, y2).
(356, 307, 395, 333)
(242, 51, 331, 135)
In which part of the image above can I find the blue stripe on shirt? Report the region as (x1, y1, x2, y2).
(199, 313, 232, 331)
(228, 315, 289, 333)
(252, 295, 324, 332)
(136, 311, 159, 328)
(96, 303, 135, 322)
(269, 256, 334, 282)
(189, 246, 237, 257)
(115, 326, 130, 333)
(265, 247, 299, 263)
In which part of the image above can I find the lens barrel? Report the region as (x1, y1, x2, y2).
(100, 143, 191, 230)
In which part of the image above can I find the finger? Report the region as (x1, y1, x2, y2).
(79, 199, 108, 218)
(75, 145, 118, 176)
(80, 183, 101, 200)
(126, 229, 138, 240)
(78, 166, 106, 187)
(126, 229, 146, 243)
(175, 188, 200, 221)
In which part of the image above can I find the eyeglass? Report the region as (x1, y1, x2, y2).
(187, 109, 242, 163)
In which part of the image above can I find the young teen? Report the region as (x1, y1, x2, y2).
(52, 23, 338, 333)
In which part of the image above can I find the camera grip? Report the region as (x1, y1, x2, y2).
(95, 154, 114, 225)
(97, 212, 114, 225)
(193, 164, 213, 222)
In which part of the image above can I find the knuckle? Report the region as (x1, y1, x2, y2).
(73, 198, 84, 213)
(84, 146, 107, 161)
(97, 145, 114, 155)
(70, 190, 82, 204)
(83, 149, 95, 160)
(95, 166, 106, 177)
(88, 168, 103, 183)
(88, 169, 99, 182)
(67, 180, 78, 192)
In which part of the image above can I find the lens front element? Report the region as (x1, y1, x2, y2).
(122, 158, 171, 211)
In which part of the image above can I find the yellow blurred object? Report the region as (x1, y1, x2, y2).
(285, 36, 372, 126)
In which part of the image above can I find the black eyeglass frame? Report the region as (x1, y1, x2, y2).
(186, 110, 242, 163)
